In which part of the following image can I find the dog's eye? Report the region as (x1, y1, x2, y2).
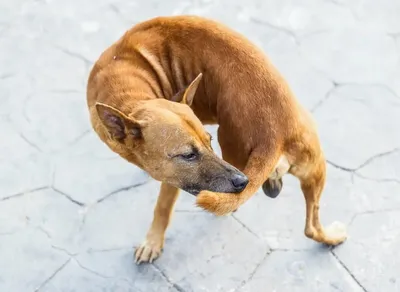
(179, 152, 198, 161)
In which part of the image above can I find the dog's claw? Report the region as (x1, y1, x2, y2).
(134, 240, 162, 264)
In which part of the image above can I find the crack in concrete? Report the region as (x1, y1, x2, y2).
(0, 186, 49, 202)
(108, 3, 121, 15)
(249, 17, 288, 43)
(357, 147, 400, 170)
(348, 207, 400, 227)
(205, 243, 227, 264)
(77, 205, 89, 233)
(96, 179, 150, 204)
(22, 92, 35, 123)
(86, 247, 131, 253)
(330, 251, 368, 292)
(17, 131, 42, 153)
(270, 247, 313, 252)
(107, 3, 137, 26)
(74, 258, 113, 279)
(50, 89, 84, 94)
(34, 258, 71, 292)
(37, 226, 52, 240)
(63, 129, 91, 149)
(51, 187, 85, 207)
(312, 82, 400, 114)
(152, 263, 186, 292)
(231, 214, 260, 239)
(52, 45, 93, 67)
(354, 83, 399, 100)
(0, 230, 23, 236)
(327, 147, 400, 182)
(73, 179, 151, 233)
(249, 16, 328, 47)
(323, 0, 362, 23)
(52, 245, 79, 257)
(311, 81, 339, 112)
(328, 163, 400, 185)
(327, 160, 355, 173)
(355, 173, 400, 184)
(233, 249, 272, 292)
(206, 253, 222, 263)
(74, 258, 142, 291)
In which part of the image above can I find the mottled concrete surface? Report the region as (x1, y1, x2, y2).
(1, 0, 400, 291)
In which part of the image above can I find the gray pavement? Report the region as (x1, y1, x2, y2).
(1, 0, 400, 291)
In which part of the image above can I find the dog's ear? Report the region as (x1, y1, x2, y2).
(95, 103, 144, 141)
(172, 73, 202, 106)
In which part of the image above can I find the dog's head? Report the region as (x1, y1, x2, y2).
(95, 73, 248, 195)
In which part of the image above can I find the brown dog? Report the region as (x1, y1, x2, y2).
(87, 15, 347, 264)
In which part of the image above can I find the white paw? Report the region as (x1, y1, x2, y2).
(134, 240, 163, 264)
(325, 221, 348, 244)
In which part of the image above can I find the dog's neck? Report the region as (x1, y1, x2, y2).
(92, 61, 158, 112)
(89, 43, 222, 122)
(98, 55, 218, 122)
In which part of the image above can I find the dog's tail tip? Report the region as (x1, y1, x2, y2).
(196, 192, 241, 216)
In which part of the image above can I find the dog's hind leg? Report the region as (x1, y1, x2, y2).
(135, 183, 179, 264)
(298, 157, 347, 246)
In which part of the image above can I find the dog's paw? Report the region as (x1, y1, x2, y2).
(134, 239, 163, 264)
(325, 221, 348, 245)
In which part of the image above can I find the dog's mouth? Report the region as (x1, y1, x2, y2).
(181, 185, 200, 196)
(185, 188, 200, 196)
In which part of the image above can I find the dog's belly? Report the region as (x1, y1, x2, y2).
(269, 155, 290, 180)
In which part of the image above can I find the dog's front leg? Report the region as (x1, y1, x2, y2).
(135, 183, 180, 264)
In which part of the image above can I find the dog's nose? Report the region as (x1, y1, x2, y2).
(231, 174, 249, 192)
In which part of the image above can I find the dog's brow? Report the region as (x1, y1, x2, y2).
(190, 145, 200, 154)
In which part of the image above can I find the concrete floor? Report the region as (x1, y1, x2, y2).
(1, 0, 400, 291)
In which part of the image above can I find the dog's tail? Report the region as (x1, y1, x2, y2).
(196, 148, 280, 216)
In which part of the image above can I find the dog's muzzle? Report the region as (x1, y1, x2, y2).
(182, 186, 200, 196)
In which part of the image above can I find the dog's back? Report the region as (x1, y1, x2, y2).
(88, 15, 307, 136)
